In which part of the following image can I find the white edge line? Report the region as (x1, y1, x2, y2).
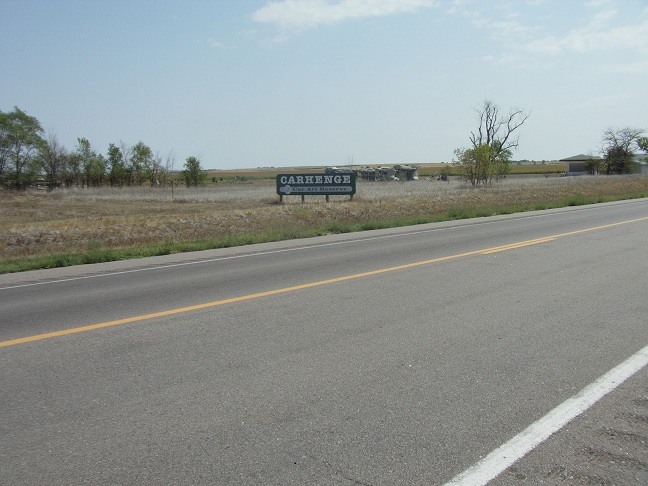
(0, 217, 485, 290)
(443, 344, 648, 485)
(0, 230, 444, 290)
(0, 200, 640, 291)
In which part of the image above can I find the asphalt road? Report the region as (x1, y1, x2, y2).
(2, 199, 648, 485)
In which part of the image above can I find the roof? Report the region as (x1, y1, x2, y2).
(559, 154, 602, 162)
(560, 153, 648, 163)
(632, 154, 648, 164)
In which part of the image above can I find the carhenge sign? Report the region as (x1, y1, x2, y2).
(276, 173, 356, 202)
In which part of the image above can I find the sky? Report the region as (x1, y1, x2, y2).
(1, 0, 647, 170)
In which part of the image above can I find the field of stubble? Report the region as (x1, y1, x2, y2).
(2, 175, 648, 262)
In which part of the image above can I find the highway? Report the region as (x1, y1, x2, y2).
(2, 199, 648, 485)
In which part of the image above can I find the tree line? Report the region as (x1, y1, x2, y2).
(455, 100, 647, 185)
(0, 106, 207, 190)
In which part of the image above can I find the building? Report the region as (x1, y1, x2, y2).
(560, 153, 648, 175)
(632, 154, 648, 175)
(559, 154, 600, 175)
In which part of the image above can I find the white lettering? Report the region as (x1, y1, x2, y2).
(278, 173, 354, 195)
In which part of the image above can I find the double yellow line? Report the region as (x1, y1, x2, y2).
(2, 216, 647, 348)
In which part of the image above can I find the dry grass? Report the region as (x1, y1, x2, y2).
(2, 175, 647, 261)
(207, 162, 567, 179)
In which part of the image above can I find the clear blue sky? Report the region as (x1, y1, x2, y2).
(1, 0, 646, 169)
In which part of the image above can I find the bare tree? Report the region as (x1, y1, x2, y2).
(602, 127, 644, 152)
(40, 131, 68, 190)
(456, 100, 530, 185)
(469, 100, 530, 158)
(120, 141, 133, 186)
(161, 150, 177, 197)
(601, 127, 644, 174)
(164, 150, 176, 179)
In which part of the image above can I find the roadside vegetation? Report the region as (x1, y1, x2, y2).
(2, 100, 647, 274)
(2, 174, 648, 274)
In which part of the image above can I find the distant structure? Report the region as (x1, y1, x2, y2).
(357, 167, 396, 181)
(393, 165, 419, 181)
(632, 154, 648, 174)
(327, 165, 419, 181)
(559, 154, 600, 175)
(560, 153, 648, 175)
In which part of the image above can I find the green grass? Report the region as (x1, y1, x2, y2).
(2, 189, 646, 274)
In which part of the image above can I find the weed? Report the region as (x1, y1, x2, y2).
(1, 175, 647, 273)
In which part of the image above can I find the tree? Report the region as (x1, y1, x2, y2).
(119, 141, 134, 186)
(0, 117, 8, 182)
(455, 100, 529, 185)
(106, 143, 127, 187)
(0, 107, 46, 189)
(155, 150, 176, 187)
(39, 131, 68, 190)
(130, 141, 154, 186)
(454, 143, 512, 186)
(183, 156, 207, 187)
(584, 154, 602, 175)
(63, 151, 81, 187)
(601, 127, 644, 174)
(75, 137, 105, 187)
(146, 151, 163, 187)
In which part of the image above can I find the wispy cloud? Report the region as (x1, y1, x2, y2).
(523, 15, 648, 56)
(208, 39, 227, 48)
(207, 38, 240, 50)
(601, 60, 648, 74)
(474, 14, 539, 42)
(252, 0, 440, 33)
(453, 1, 648, 71)
(448, 2, 540, 46)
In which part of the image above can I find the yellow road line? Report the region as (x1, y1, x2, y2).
(3, 216, 648, 348)
(555, 216, 648, 237)
(0, 251, 479, 348)
(480, 237, 558, 254)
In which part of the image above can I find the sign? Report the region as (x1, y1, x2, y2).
(276, 173, 356, 196)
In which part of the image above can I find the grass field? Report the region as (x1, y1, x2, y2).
(208, 162, 567, 180)
(1, 173, 647, 273)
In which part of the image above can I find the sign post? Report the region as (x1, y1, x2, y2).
(276, 173, 356, 203)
